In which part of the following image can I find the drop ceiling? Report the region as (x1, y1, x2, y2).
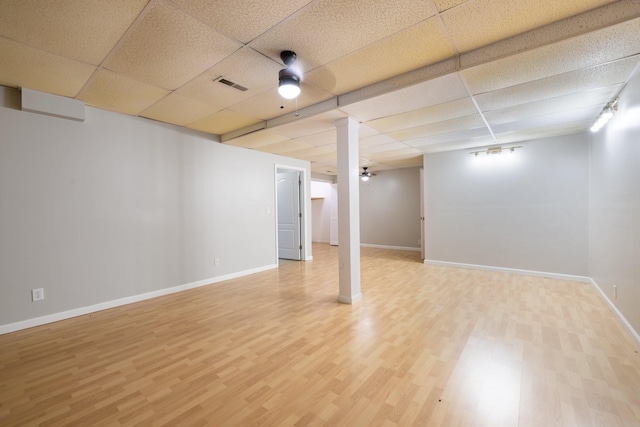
(1, 0, 639, 175)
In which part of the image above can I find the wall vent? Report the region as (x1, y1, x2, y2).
(216, 78, 248, 92)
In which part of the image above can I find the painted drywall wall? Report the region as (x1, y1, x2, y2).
(423, 134, 589, 276)
(359, 167, 421, 249)
(0, 86, 310, 327)
(311, 180, 332, 243)
(589, 68, 640, 335)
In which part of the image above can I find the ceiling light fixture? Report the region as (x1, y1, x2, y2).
(470, 145, 522, 157)
(590, 98, 618, 133)
(360, 167, 372, 181)
(278, 50, 301, 100)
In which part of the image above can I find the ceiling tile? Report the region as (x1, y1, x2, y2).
(249, 0, 438, 69)
(294, 130, 337, 147)
(229, 83, 333, 120)
(376, 156, 424, 168)
(269, 110, 347, 139)
(255, 139, 315, 155)
(360, 134, 398, 147)
(433, 0, 469, 12)
(495, 121, 590, 144)
(388, 114, 486, 141)
(367, 97, 477, 133)
(177, 47, 282, 110)
(474, 56, 639, 112)
(0, 37, 95, 97)
(304, 17, 454, 94)
(285, 144, 337, 160)
(462, 17, 640, 94)
(483, 86, 620, 126)
(361, 142, 412, 154)
(224, 130, 289, 149)
(140, 93, 220, 126)
(340, 73, 469, 122)
(441, 0, 618, 53)
(187, 109, 262, 135)
(364, 147, 422, 160)
(0, 0, 148, 65)
(171, 0, 313, 44)
(405, 127, 493, 147)
(417, 135, 496, 153)
(79, 69, 169, 115)
(490, 105, 600, 135)
(105, 1, 241, 90)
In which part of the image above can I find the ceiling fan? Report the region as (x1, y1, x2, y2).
(278, 50, 302, 100)
(360, 167, 375, 181)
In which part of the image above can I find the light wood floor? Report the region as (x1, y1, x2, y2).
(1, 244, 639, 426)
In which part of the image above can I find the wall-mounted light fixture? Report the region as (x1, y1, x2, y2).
(469, 145, 522, 157)
(590, 98, 618, 133)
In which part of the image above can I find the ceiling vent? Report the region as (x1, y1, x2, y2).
(216, 77, 248, 92)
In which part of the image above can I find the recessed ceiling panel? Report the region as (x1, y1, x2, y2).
(187, 109, 262, 135)
(170, 0, 313, 44)
(0, 0, 148, 65)
(304, 17, 454, 95)
(367, 97, 477, 133)
(249, 0, 438, 69)
(0, 38, 95, 97)
(463, 17, 640, 94)
(177, 47, 282, 109)
(475, 56, 639, 112)
(105, 1, 241, 90)
(388, 114, 486, 141)
(340, 73, 469, 122)
(441, 0, 618, 53)
(79, 69, 169, 115)
(140, 93, 220, 127)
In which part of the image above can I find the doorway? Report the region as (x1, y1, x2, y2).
(276, 169, 303, 260)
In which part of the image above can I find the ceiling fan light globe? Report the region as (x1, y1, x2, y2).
(278, 81, 300, 99)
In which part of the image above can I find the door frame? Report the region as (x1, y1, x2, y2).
(274, 164, 310, 265)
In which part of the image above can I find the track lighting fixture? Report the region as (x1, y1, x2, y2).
(590, 98, 618, 133)
(470, 145, 521, 157)
(278, 50, 301, 100)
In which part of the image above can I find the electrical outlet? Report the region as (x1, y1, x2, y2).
(31, 288, 44, 302)
(214, 258, 220, 266)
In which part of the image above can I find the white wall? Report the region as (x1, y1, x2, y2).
(589, 69, 640, 335)
(359, 167, 421, 249)
(423, 134, 589, 276)
(311, 180, 332, 243)
(0, 86, 310, 329)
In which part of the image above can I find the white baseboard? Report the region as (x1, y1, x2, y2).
(361, 243, 421, 252)
(588, 278, 640, 346)
(423, 259, 591, 283)
(0, 264, 277, 335)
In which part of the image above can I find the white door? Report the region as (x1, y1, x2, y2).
(277, 170, 302, 260)
(329, 183, 339, 246)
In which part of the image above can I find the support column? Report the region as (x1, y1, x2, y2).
(335, 117, 362, 304)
